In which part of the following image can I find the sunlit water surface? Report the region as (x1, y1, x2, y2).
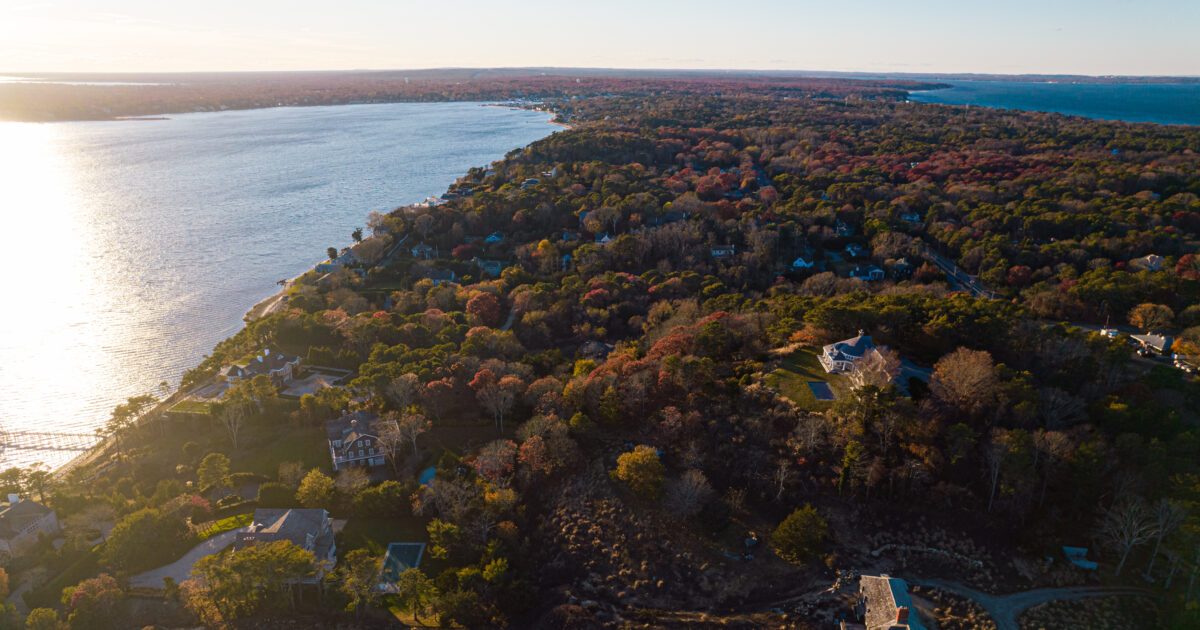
(0, 102, 557, 469)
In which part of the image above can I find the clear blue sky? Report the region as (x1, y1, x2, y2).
(3, 0, 1197, 75)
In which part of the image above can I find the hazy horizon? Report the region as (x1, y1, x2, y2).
(4, 1, 1198, 76)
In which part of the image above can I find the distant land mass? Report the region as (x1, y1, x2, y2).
(0, 68, 937, 122)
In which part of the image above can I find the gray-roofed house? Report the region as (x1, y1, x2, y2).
(0, 495, 60, 559)
(219, 349, 301, 389)
(327, 410, 386, 471)
(1129, 254, 1164, 271)
(414, 266, 457, 286)
(411, 242, 436, 259)
(235, 508, 336, 581)
(854, 574, 926, 630)
(820, 330, 877, 374)
(1132, 333, 1173, 355)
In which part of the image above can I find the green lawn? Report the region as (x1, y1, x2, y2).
(198, 512, 253, 540)
(338, 517, 428, 557)
(764, 347, 840, 412)
(168, 399, 211, 415)
(231, 426, 331, 477)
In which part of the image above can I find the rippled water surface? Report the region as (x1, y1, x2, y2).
(0, 102, 558, 468)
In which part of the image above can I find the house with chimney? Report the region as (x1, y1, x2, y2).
(327, 410, 386, 471)
(846, 575, 925, 630)
(234, 508, 336, 581)
(219, 349, 301, 389)
(820, 330, 879, 374)
(0, 495, 60, 560)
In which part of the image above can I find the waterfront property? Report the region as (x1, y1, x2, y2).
(235, 508, 337, 581)
(0, 495, 60, 560)
(219, 349, 301, 389)
(327, 410, 386, 471)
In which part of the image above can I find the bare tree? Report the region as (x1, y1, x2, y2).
(1145, 499, 1187, 577)
(396, 413, 431, 458)
(218, 404, 247, 451)
(373, 418, 405, 476)
(663, 469, 713, 518)
(847, 347, 901, 390)
(773, 461, 792, 502)
(386, 374, 420, 410)
(1032, 429, 1073, 507)
(1100, 499, 1158, 576)
(336, 467, 370, 497)
(984, 429, 1011, 512)
(789, 413, 829, 456)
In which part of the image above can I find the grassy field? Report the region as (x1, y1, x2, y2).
(231, 425, 331, 477)
(764, 347, 840, 412)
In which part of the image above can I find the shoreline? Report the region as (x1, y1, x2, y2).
(26, 106, 563, 477)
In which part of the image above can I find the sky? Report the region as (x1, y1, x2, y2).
(2, 0, 1198, 76)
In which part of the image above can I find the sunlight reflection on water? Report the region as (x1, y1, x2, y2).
(0, 103, 557, 469)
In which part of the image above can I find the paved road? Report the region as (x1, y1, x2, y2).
(920, 244, 996, 299)
(129, 526, 249, 588)
(914, 578, 1147, 630)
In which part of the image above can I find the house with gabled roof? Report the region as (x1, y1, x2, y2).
(853, 575, 926, 630)
(411, 242, 436, 259)
(219, 349, 300, 389)
(235, 508, 336, 581)
(0, 496, 60, 560)
(820, 330, 877, 374)
(327, 410, 386, 471)
(850, 264, 885, 281)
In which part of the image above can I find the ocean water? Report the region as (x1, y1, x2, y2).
(907, 80, 1200, 126)
(0, 102, 558, 469)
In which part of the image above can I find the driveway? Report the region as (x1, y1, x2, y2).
(914, 578, 1147, 630)
(129, 526, 249, 588)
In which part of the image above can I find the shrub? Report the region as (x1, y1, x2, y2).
(772, 504, 829, 565)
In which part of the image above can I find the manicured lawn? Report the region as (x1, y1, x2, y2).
(231, 426, 331, 477)
(198, 512, 253, 540)
(338, 517, 428, 557)
(168, 399, 211, 415)
(764, 347, 840, 412)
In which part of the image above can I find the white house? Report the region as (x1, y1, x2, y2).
(485, 231, 505, 244)
(0, 496, 60, 560)
(1129, 254, 1163, 271)
(819, 330, 877, 374)
(327, 410, 386, 471)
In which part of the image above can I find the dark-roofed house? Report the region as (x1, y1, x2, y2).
(0, 496, 60, 559)
(850, 265, 885, 281)
(820, 330, 876, 374)
(411, 242, 436, 259)
(414, 266, 457, 286)
(219, 349, 301, 389)
(855, 575, 926, 630)
(327, 410, 386, 471)
(235, 508, 336, 581)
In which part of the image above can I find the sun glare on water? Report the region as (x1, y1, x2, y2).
(0, 123, 115, 468)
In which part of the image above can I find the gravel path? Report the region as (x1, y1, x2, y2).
(129, 526, 249, 588)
